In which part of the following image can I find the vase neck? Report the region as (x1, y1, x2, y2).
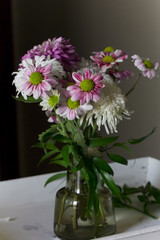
(66, 171, 86, 194)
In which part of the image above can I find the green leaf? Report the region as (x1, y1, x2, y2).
(65, 121, 86, 147)
(12, 95, 41, 103)
(113, 197, 126, 208)
(70, 145, 81, 163)
(50, 152, 62, 161)
(93, 157, 114, 175)
(137, 195, 147, 203)
(61, 145, 71, 166)
(65, 121, 76, 133)
(81, 168, 89, 187)
(49, 159, 68, 168)
(107, 153, 128, 165)
(150, 187, 160, 203)
(128, 127, 156, 145)
(38, 149, 59, 165)
(45, 143, 59, 150)
(112, 142, 134, 155)
(89, 136, 119, 148)
(100, 171, 120, 197)
(32, 142, 44, 148)
(44, 172, 66, 187)
(39, 125, 59, 143)
(52, 134, 69, 143)
(74, 129, 86, 147)
(85, 168, 98, 216)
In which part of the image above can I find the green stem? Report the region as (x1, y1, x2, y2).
(56, 113, 69, 138)
(91, 121, 97, 138)
(120, 203, 158, 219)
(125, 73, 142, 97)
(82, 117, 88, 133)
(94, 211, 100, 238)
(99, 198, 106, 223)
(57, 191, 68, 232)
(94, 198, 106, 238)
(72, 194, 78, 230)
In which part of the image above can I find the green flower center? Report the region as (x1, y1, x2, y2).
(30, 72, 43, 85)
(49, 95, 59, 107)
(67, 97, 80, 109)
(80, 79, 95, 92)
(143, 60, 153, 69)
(104, 46, 114, 52)
(103, 55, 115, 63)
(66, 82, 75, 88)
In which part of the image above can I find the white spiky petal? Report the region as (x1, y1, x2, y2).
(81, 75, 130, 134)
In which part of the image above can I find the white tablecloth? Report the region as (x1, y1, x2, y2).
(0, 157, 160, 240)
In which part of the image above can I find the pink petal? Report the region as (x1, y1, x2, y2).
(33, 85, 41, 99)
(21, 81, 31, 91)
(67, 85, 79, 91)
(145, 70, 155, 79)
(85, 69, 92, 79)
(46, 78, 57, 86)
(92, 93, 100, 102)
(41, 64, 52, 74)
(41, 80, 52, 91)
(69, 89, 81, 96)
(56, 106, 68, 115)
(72, 72, 83, 82)
(86, 92, 92, 103)
(71, 91, 82, 101)
(154, 62, 159, 70)
(25, 84, 34, 96)
(68, 109, 76, 120)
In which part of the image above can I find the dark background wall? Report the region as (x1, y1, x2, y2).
(0, 1, 19, 180)
(3, 0, 160, 179)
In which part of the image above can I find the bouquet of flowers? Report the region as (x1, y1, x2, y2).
(12, 37, 160, 239)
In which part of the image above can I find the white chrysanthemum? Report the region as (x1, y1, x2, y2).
(77, 57, 100, 74)
(40, 89, 60, 111)
(81, 76, 130, 134)
(77, 57, 95, 69)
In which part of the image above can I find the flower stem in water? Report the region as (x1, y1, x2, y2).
(72, 194, 78, 230)
(57, 191, 68, 232)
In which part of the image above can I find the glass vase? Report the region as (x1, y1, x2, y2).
(54, 171, 116, 240)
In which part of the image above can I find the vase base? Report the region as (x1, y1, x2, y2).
(54, 224, 116, 240)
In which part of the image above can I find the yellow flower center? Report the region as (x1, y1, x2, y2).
(143, 60, 153, 69)
(80, 79, 95, 92)
(30, 72, 43, 85)
(67, 97, 80, 109)
(103, 56, 115, 63)
(49, 95, 59, 107)
(104, 46, 114, 53)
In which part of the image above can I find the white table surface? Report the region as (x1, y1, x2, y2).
(0, 156, 160, 240)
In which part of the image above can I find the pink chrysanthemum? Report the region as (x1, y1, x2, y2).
(90, 48, 128, 72)
(131, 55, 159, 79)
(56, 96, 93, 120)
(109, 69, 133, 81)
(13, 55, 65, 99)
(21, 37, 81, 72)
(67, 69, 104, 105)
